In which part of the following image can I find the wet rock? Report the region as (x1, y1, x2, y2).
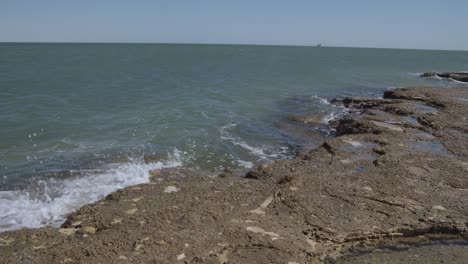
(420, 72, 468, 83)
(333, 117, 381, 135)
(143, 153, 166, 164)
(370, 121, 404, 132)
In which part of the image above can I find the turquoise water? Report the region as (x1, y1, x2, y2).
(0, 43, 467, 231)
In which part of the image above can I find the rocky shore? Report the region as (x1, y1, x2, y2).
(420, 72, 468, 83)
(1, 87, 467, 263)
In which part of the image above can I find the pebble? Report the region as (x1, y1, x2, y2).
(371, 121, 404, 132)
(125, 208, 138, 215)
(246, 226, 280, 240)
(132, 196, 145, 202)
(177, 253, 186, 260)
(343, 140, 362, 147)
(433, 205, 446, 211)
(83, 226, 97, 235)
(164, 186, 180, 193)
(58, 228, 77, 235)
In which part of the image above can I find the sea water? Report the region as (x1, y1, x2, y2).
(1, 43, 467, 231)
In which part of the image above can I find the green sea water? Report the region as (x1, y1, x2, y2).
(0, 43, 467, 231)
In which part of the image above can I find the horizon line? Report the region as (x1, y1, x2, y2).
(0, 41, 467, 52)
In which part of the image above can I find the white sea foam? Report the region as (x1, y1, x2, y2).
(0, 151, 182, 232)
(321, 112, 338, 124)
(236, 159, 254, 168)
(219, 124, 288, 161)
(311, 95, 330, 105)
(408, 72, 423, 76)
(320, 104, 349, 124)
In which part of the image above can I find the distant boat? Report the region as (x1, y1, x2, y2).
(316, 44, 322, 47)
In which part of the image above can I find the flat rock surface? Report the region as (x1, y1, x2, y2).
(1, 87, 467, 263)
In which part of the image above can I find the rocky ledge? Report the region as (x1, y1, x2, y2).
(421, 72, 468, 83)
(1, 87, 467, 264)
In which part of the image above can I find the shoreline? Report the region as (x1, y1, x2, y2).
(1, 86, 467, 263)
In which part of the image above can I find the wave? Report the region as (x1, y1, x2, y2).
(407, 72, 423, 76)
(311, 95, 331, 105)
(219, 123, 290, 161)
(320, 105, 349, 125)
(0, 150, 182, 232)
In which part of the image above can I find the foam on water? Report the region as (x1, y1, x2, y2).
(0, 151, 182, 232)
(236, 159, 255, 168)
(321, 105, 349, 124)
(311, 95, 331, 106)
(219, 123, 290, 161)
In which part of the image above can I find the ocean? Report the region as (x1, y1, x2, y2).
(1, 43, 467, 231)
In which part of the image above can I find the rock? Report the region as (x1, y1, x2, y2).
(164, 186, 180, 193)
(125, 208, 138, 215)
(333, 117, 381, 135)
(371, 121, 404, 132)
(432, 205, 446, 211)
(143, 153, 166, 164)
(246, 226, 280, 240)
(83, 226, 97, 235)
(58, 228, 78, 236)
(420, 72, 468, 83)
(177, 253, 186, 261)
(0, 237, 15, 246)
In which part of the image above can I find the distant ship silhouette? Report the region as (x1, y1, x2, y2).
(317, 44, 322, 47)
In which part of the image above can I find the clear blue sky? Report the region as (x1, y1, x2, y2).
(1, 0, 467, 50)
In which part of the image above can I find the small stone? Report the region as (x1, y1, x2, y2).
(260, 196, 274, 208)
(70, 221, 82, 227)
(0, 237, 15, 246)
(340, 159, 353, 164)
(289, 186, 299, 191)
(132, 196, 145, 202)
(433, 205, 446, 211)
(59, 228, 78, 235)
(408, 166, 426, 177)
(164, 186, 180, 193)
(371, 121, 404, 132)
(111, 218, 123, 225)
(246, 226, 280, 240)
(363, 186, 373, 192)
(217, 250, 229, 264)
(125, 208, 138, 215)
(307, 238, 318, 252)
(343, 140, 362, 147)
(177, 253, 186, 261)
(118, 255, 128, 260)
(250, 208, 266, 215)
(156, 240, 167, 245)
(32, 245, 46, 250)
(83, 226, 96, 235)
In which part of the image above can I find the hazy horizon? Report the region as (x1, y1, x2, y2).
(1, 0, 467, 51)
(2, 42, 468, 52)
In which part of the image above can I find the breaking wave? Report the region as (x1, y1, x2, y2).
(0, 150, 182, 232)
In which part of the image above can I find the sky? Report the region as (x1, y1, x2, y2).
(1, 0, 467, 50)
